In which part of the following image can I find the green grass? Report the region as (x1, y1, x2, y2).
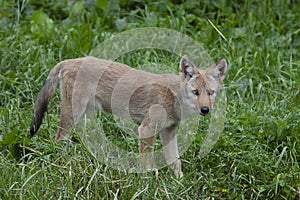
(1, 0, 300, 199)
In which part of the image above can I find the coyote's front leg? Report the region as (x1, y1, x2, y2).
(138, 104, 167, 172)
(138, 123, 155, 171)
(160, 125, 183, 178)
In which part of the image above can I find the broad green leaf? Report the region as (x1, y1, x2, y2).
(30, 10, 54, 41)
(96, 0, 107, 11)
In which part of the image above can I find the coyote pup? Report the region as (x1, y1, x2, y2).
(30, 55, 227, 178)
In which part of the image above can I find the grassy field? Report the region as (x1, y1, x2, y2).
(1, 0, 300, 199)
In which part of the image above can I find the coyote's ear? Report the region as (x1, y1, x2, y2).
(208, 58, 227, 82)
(180, 55, 198, 81)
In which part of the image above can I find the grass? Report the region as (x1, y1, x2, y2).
(1, 0, 300, 199)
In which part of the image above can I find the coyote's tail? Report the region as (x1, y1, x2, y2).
(30, 63, 63, 137)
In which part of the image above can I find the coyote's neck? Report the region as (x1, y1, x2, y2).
(171, 80, 195, 121)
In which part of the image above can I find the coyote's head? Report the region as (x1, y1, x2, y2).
(179, 55, 227, 116)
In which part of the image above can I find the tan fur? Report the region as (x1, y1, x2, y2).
(30, 55, 227, 178)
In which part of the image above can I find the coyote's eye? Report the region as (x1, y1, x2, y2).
(192, 90, 199, 96)
(208, 90, 215, 96)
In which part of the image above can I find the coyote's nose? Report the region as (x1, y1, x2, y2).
(200, 106, 210, 115)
